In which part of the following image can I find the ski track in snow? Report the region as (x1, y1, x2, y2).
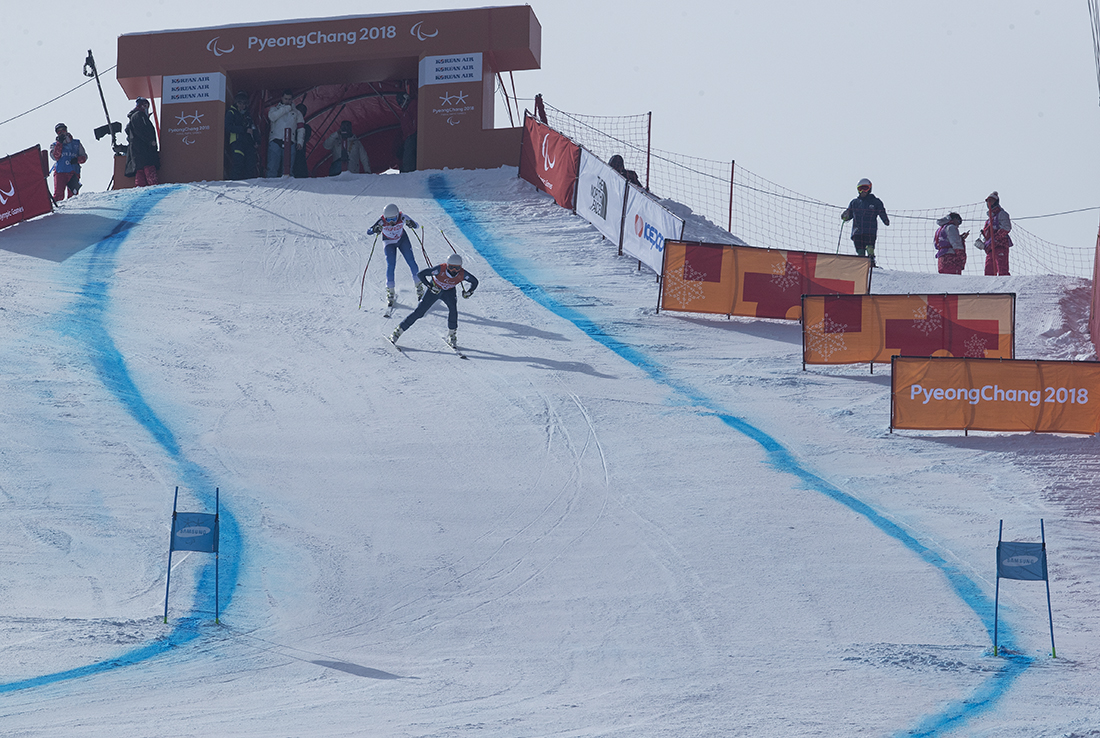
(427, 172, 1030, 736)
(0, 170, 1095, 736)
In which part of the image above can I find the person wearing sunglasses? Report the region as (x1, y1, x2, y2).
(368, 203, 423, 307)
(389, 252, 479, 349)
(840, 178, 890, 267)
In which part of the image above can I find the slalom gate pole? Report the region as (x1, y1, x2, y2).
(994, 520, 1003, 655)
(163, 486, 179, 624)
(358, 234, 378, 309)
(1043, 519, 1056, 657)
(214, 487, 220, 624)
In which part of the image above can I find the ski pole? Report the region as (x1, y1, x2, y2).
(358, 233, 378, 309)
(835, 219, 847, 254)
(413, 226, 433, 267)
(439, 228, 459, 254)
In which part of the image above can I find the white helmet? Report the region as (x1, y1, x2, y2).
(446, 253, 463, 267)
(857, 178, 872, 192)
(383, 203, 400, 220)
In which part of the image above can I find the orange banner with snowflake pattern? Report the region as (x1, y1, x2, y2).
(659, 241, 872, 320)
(802, 293, 1015, 366)
(891, 356, 1100, 434)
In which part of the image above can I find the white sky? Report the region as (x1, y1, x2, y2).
(3, 1, 1098, 248)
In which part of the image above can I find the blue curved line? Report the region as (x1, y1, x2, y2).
(429, 173, 1031, 736)
(0, 186, 240, 694)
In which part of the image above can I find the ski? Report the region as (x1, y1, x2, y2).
(442, 336, 468, 359)
(382, 334, 410, 357)
(383, 303, 396, 318)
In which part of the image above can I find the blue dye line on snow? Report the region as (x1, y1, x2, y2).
(429, 173, 1031, 737)
(0, 186, 240, 694)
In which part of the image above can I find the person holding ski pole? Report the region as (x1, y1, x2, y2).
(840, 178, 889, 267)
(390, 253, 478, 348)
(368, 203, 423, 307)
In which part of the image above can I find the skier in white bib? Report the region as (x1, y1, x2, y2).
(368, 203, 423, 306)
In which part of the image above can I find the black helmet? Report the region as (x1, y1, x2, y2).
(55, 122, 68, 133)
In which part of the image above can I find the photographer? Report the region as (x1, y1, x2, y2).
(49, 123, 87, 201)
(323, 120, 371, 175)
(124, 98, 160, 187)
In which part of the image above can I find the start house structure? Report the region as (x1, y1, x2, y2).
(114, 5, 541, 184)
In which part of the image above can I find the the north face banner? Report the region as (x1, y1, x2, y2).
(0, 146, 53, 231)
(519, 115, 579, 209)
(576, 148, 627, 245)
(802, 293, 1015, 366)
(660, 240, 872, 320)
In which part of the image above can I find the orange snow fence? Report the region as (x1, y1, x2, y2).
(659, 240, 872, 320)
(891, 356, 1100, 434)
(802, 293, 1015, 367)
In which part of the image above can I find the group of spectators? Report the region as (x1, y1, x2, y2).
(225, 89, 375, 180)
(841, 180, 1014, 276)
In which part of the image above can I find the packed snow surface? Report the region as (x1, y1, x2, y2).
(0, 168, 1097, 737)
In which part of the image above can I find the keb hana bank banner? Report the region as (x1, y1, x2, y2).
(0, 146, 52, 231)
(802, 293, 1015, 367)
(891, 356, 1100, 434)
(519, 115, 579, 210)
(660, 241, 872, 320)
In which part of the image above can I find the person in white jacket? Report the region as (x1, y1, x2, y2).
(324, 121, 372, 175)
(266, 89, 304, 177)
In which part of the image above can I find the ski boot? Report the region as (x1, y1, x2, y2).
(446, 329, 457, 348)
(389, 326, 404, 344)
(386, 287, 396, 307)
(416, 282, 425, 300)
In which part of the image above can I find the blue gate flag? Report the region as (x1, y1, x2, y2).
(171, 512, 219, 553)
(997, 540, 1047, 581)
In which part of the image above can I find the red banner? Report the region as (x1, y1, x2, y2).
(0, 146, 53, 231)
(519, 115, 579, 210)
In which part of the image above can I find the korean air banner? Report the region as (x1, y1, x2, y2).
(660, 241, 872, 320)
(519, 115, 579, 210)
(622, 185, 684, 275)
(891, 356, 1100, 434)
(802, 293, 1015, 366)
(0, 146, 52, 231)
(576, 148, 627, 245)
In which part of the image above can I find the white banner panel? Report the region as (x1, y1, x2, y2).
(162, 72, 226, 105)
(418, 53, 483, 86)
(623, 185, 685, 275)
(577, 149, 627, 244)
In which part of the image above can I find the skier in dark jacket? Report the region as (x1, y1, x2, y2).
(389, 253, 479, 348)
(840, 178, 889, 266)
(125, 98, 160, 186)
(225, 91, 260, 180)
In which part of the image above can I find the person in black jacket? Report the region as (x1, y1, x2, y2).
(225, 91, 260, 180)
(292, 104, 312, 178)
(124, 98, 160, 186)
(840, 178, 889, 266)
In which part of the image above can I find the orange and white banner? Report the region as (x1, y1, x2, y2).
(660, 241, 872, 320)
(803, 293, 1015, 366)
(891, 356, 1100, 434)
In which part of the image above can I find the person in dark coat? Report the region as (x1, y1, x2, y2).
(840, 178, 890, 266)
(292, 104, 312, 178)
(978, 191, 1013, 276)
(225, 91, 260, 180)
(608, 154, 641, 187)
(125, 97, 160, 186)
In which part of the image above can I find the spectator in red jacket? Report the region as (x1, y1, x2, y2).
(49, 123, 87, 201)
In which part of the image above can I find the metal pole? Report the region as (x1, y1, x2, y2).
(82, 50, 123, 154)
(1042, 519, 1055, 657)
(728, 160, 735, 233)
(215, 488, 220, 624)
(163, 486, 179, 623)
(645, 111, 652, 191)
(994, 520, 1003, 655)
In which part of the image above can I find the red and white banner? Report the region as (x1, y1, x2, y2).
(0, 146, 52, 231)
(519, 115, 579, 209)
